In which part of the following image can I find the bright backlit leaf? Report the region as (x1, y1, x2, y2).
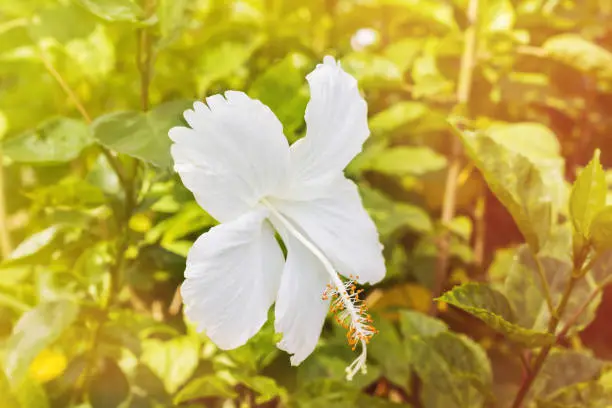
(2, 118, 92, 164)
(570, 150, 606, 239)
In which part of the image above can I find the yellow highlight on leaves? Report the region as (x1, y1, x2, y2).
(129, 213, 152, 232)
(370, 283, 432, 319)
(29, 349, 67, 383)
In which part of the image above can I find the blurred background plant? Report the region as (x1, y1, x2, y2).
(2, 0, 612, 407)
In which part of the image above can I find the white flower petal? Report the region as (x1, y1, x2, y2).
(170, 91, 290, 222)
(270, 176, 385, 285)
(290, 56, 370, 183)
(273, 230, 330, 366)
(181, 209, 284, 350)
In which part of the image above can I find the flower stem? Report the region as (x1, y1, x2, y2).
(261, 199, 368, 380)
(431, 0, 479, 314)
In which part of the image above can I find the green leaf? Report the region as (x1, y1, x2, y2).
(293, 379, 406, 408)
(341, 53, 403, 90)
(197, 40, 261, 93)
(91, 99, 191, 168)
(74, 0, 150, 23)
(2, 117, 92, 164)
(141, 335, 199, 394)
(533, 350, 603, 400)
(367, 315, 412, 389)
(365, 146, 447, 176)
(504, 239, 600, 335)
(369, 102, 429, 136)
(543, 34, 612, 81)
(28, 3, 97, 44)
(248, 54, 309, 139)
(536, 370, 612, 408)
(89, 358, 129, 408)
(480, 0, 515, 33)
(236, 375, 287, 404)
(438, 283, 555, 347)
(4, 300, 78, 385)
(383, 38, 422, 73)
(589, 206, 612, 251)
(360, 186, 432, 237)
(408, 331, 492, 407)
(13, 377, 50, 408)
(0, 364, 19, 408)
(173, 375, 237, 404)
(399, 310, 448, 338)
(157, 0, 187, 48)
(570, 150, 606, 238)
(455, 126, 556, 252)
(4, 226, 61, 265)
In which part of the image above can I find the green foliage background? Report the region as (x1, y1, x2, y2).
(2, 0, 612, 407)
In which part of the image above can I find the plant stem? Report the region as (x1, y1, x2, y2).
(137, 0, 156, 112)
(0, 150, 12, 258)
(39, 49, 129, 188)
(39, 51, 92, 123)
(431, 0, 479, 314)
(511, 273, 580, 408)
(532, 252, 557, 319)
(556, 275, 612, 340)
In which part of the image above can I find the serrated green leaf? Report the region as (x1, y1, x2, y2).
(2, 117, 92, 164)
(4, 300, 78, 385)
(590, 206, 612, 251)
(92, 99, 191, 168)
(365, 146, 447, 176)
(408, 331, 492, 407)
(438, 283, 555, 347)
(544, 34, 612, 81)
(570, 150, 606, 238)
(173, 375, 237, 405)
(455, 127, 556, 252)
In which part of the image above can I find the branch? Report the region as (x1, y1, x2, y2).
(0, 151, 12, 258)
(556, 275, 612, 341)
(511, 273, 580, 408)
(430, 0, 480, 314)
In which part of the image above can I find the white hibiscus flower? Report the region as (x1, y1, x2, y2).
(169, 56, 386, 379)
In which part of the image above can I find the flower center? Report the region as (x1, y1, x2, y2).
(261, 199, 376, 380)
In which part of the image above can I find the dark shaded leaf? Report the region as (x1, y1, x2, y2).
(438, 283, 555, 347)
(92, 100, 191, 169)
